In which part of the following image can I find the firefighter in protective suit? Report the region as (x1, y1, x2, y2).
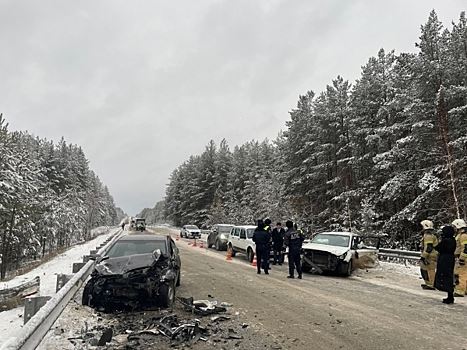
(419, 220, 438, 290)
(452, 219, 467, 297)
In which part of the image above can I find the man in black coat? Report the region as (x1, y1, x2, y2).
(284, 220, 304, 279)
(271, 222, 285, 265)
(434, 225, 457, 304)
(253, 220, 271, 274)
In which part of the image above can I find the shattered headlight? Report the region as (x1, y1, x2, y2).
(338, 252, 348, 260)
(160, 270, 176, 282)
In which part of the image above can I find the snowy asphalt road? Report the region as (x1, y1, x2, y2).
(174, 229, 466, 350)
(39, 227, 467, 349)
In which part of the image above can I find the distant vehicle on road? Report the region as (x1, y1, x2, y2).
(129, 217, 146, 231)
(207, 224, 234, 251)
(180, 225, 201, 239)
(227, 225, 257, 262)
(82, 233, 181, 310)
(134, 218, 146, 231)
(301, 232, 378, 276)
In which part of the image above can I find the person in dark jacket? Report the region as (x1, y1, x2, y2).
(264, 218, 272, 233)
(284, 220, 304, 279)
(434, 225, 457, 304)
(271, 222, 285, 265)
(253, 220, 271, 274)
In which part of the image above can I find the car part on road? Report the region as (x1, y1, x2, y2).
(127, 314, 208, 346)
(178, 296, 227, 316)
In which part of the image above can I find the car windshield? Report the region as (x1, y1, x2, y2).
(106, 240, 167, 258)
(218, 226, 233, 233)
(247, 228, 255, 239)
(311, 233, 350, 248)
(186, 225, 198, 229)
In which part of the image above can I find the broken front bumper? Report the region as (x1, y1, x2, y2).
(302, 250, 340, 272)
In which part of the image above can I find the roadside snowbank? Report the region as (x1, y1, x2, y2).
(0, 227, 116, 294)
(0, 227, 119, 347)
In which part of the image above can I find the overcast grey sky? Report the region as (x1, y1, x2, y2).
(1, 1, 465, 215)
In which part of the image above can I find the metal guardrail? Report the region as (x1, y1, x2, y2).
(378, 248, 420, 262)
(2, 228, 123, 350)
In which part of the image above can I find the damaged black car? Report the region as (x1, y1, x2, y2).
(82, 234, 181, 311)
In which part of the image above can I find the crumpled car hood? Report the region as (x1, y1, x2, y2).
(302, 243, 349, 256)
(95, 251, 163, 276)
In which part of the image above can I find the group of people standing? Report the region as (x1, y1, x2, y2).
(252, 219, 305, 279)
(419, 218, 467, 304)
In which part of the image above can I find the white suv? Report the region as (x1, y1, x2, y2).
(227, 225, 257, 262)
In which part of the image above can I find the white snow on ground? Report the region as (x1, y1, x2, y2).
(0, 226, 119, 348)
(378, 260, 420, 277)
(0, 227, 114, 293)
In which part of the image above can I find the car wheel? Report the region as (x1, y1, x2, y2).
(158, 281, 176, 308)
(82, 281, 93, 306)
(340, 260, 353, 276)
(301, 262, 312, 273)
(247, 248, 254, 263)
(176, 271, 181, 287)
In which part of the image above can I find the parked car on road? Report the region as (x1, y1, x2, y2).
(301, 231, 378, 276)
(82, 233, 181, 310)
(227, 225, 257, 262)
(207, 224, 234, 251)
(180, 225, 201, 239)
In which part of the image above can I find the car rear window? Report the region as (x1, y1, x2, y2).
(218, 226, 232, 233)
(107, 240, 167, 257)
(247, 228, 255, 238)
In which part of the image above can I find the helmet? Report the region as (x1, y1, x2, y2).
(452, 219, 467, 229)
(420, 220, 434, 230)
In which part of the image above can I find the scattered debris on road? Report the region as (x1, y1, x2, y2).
(54, 296, 257, 349)
(178, 296, 227, 316)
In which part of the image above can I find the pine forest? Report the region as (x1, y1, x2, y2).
(0, 115, 120, 279)
(155, 11, 467, 249)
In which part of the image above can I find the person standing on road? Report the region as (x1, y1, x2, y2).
(253, 220, 271, 275)
(264, 218, 272, 233)
(284, 220, 304, 279)
(452, 219, 467, 297)
(434, 225, 456, 304)
(271, 222, 285, 265)
(419, 220, 438, 290)
(263, 218, 273, 268)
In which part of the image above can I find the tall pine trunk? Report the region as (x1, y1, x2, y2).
(437, 86, 461, 218)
